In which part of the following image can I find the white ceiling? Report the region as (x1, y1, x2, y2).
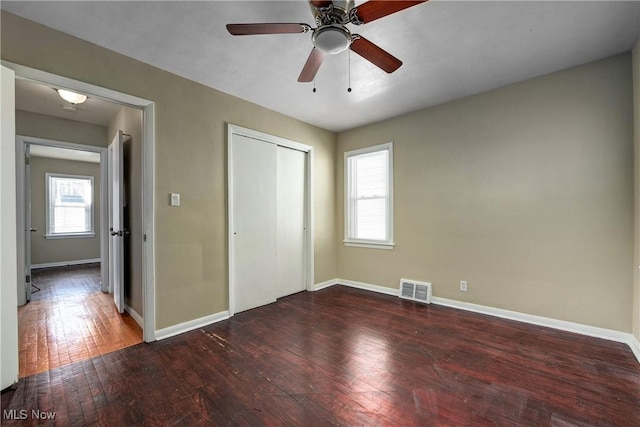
(3, 1, 639, 133)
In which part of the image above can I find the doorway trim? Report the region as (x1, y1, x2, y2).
(15, 136, 109, 300)
(3, 60, 156, 342)
(227, 123, 314, 317)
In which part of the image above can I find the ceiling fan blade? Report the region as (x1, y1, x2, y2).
(350, 35, 402, 73)
(352, 1, 427, 24)
(226, 23, 309, 36)
(298, 48, 325, 82)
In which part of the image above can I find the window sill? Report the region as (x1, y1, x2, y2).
(343, 240, 395, 250)
(45, 233, 95, 240)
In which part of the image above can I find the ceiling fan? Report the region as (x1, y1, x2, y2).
(226, 0, 427, 83)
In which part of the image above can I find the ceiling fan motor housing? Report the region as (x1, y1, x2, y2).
(311, 0, 354, 25)
(312, 24, 352, 54)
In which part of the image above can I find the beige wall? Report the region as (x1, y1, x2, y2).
(0, 11, 337, 330)
(336, 54, 634, 332)
(16, 110, 108, 147)
(108, 106, 144, 316)
(30, 157, 101, 265)
(633, 39, 640, 341)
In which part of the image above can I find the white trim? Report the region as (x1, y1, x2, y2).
(44, 233, 96, 239)
(320, 278, 640, 363)
(312, 278, 339, 291)
(155, 310, 230, 341)
(628, 335, 640, 363)
(16, 136, 108, 298)
(31, 258, 100, 269)
(430, 296, 631, 344)
(5, 62, 152, 108)
(227, 123, 314, 316)
(338, 278, 400, 297)
(45, 172, 95, 237)
(4, 61, 156, 343)
(343, 241, 395, 250)
(100, 150, 108, 292)
(15, 138, 26, 306)
(124, 304, 144, 328)
(141, 103, 155, 342)
(229, 124, 312, 153)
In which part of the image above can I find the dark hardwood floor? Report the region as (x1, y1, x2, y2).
(3, 285, 640, 426)
(17, 264, 142, 378)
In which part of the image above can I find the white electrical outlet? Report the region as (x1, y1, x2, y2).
(170, 193, 180, 206)
(460, 280, 468, 292)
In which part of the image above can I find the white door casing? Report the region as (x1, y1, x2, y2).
(3, 60, 156, 342)
(109, 130, 125, 314)
(17, 137, 110, 298)
(24, 144, 32, 301)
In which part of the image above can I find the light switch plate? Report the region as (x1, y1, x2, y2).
(170, 193, 180, 206)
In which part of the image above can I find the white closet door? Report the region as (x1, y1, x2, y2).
(276, 146, 306, 298)
(231, 135, 277, 313)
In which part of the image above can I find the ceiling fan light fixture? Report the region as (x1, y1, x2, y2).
(312, 25, 351, 54)
(57, 89, 87, 104)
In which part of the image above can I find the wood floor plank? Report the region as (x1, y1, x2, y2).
(16, 264, 142, 378)
(3, 285, 640, 425)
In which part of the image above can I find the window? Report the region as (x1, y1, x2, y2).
(344, 142, 394, 249)
(46, 173, 94, 238)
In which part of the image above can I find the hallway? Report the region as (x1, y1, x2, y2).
(18, 264, 142, 378)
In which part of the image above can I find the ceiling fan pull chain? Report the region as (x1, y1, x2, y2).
(348, 49, 352, 93)
(313, 78, 317, 93)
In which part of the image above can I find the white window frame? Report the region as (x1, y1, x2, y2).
(344, 142, 394, 250)
(45, 172, 95, 239)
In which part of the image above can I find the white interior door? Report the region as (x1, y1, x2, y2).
(1, 64, 19, 390)
(24, 143, 33, 301)
(109, 130, 124, 313)
(231, 134, 277, 313)
(276, 146, 306, 297)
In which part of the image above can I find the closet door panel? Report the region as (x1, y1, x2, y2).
(231, 135, 277, 313)
(276, 146, 306, 298)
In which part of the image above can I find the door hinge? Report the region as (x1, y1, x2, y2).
(143, 234, 147, 242)
(25, 156, 30, 165)
(26, 275, 31, 283)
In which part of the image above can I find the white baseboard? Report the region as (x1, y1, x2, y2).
(124, 304, 143, 328)
(31, 258, 100, 269)
(628, 335, 640, 364)
(430, 296, 631, 344)
(319, 278, 638, 363)
(155, 310, 230, 341)
(312, 278, 338, 291)
(338, 278, 399, 296)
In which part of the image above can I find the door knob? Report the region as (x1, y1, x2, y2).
(30, 228, 37, 232)
(111, 230, 121, 236)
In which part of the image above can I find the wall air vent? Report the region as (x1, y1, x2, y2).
(399, 278, 432, 304)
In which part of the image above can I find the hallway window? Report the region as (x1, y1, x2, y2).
(46, 173, 94, 237)
(344, 142, 394, 249)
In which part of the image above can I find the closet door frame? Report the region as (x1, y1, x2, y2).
(227, 123, 314, 317)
